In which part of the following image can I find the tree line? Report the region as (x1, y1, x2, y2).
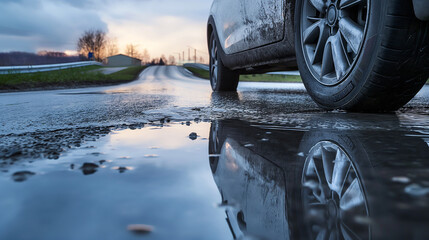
(77, 29, 152, 63)
(77, 29, 183, 65)
(0, 29, 199, 66)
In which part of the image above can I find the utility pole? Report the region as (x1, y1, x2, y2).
(188, 48, 191, 61)
(187, 46, 209, 63)
(183, 51, 185, 62)
(174, 52, 181, 64)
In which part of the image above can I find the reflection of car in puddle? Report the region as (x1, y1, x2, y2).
(209, 116, 429, 239)
(212, 137, 289, 239)
(302, 141, 368, 240)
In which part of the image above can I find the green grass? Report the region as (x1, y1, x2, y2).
(185, 66, 429, 84)
(185, 66, 302, 83)
(240, 74, 302, 82)
(108, 66, 147, 81)
(0, 65, 146, 90)
(185, 67, 210, 79)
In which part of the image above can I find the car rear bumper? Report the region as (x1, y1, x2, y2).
(413, 0, 429, 21)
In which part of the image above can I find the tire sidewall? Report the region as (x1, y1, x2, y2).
(295, 0, 385, 109)
(209, 32, 218, 91)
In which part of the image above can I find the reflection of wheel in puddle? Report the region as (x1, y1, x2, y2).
(302, 141, 370, 240)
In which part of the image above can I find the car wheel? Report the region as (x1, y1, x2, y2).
(295, 0, 429, 111)
(301, 141, 370, 240)
(209, 32, 239, 92)
(286, 125, 373, 239)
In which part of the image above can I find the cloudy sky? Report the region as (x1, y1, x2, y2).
(0, 0, 212, 60)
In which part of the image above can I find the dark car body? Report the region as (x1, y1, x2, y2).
(207, 0, 429, 74)
(209, 118, 429, 239)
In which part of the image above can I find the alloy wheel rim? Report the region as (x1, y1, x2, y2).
(302, 141, 370, 240)
(210, 121, 220, 153)
(210, 38, 219, 87)
(301, 0, 369, 86)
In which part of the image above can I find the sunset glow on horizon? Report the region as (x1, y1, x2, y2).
(0, 0, 213, 61)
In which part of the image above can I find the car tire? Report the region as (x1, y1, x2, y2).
(295, 0, 429, 112)
(209, 32, 239, 92)
(295, 131, 372, 240)
(208, 120, 222, 174)
(290, 114, 429, 239)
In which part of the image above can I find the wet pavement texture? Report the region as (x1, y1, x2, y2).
(0, 66, 429, 239)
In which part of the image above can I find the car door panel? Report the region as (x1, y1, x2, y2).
(212, 0, 285, 55)
(240, 0, 285, 51)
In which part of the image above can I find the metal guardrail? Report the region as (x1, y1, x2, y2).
(0, 61, 103, 74)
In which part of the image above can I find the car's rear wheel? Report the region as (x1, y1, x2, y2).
(295, 0, 429, 112)
(209, 32, 239, 92)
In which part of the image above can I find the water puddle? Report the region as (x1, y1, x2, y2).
(1, 118, 429, 239)
(0, 122, 231, 240)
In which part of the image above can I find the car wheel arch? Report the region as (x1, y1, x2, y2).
(207, 16, 229, 68)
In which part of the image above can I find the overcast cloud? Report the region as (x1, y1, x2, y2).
(0, 0, 212, 58)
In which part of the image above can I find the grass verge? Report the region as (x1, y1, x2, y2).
(0, 65, 147, 91)
(108, 66, 147, 81)
(240, 74, 302, 82)
(185, 66, 302, 83)
(185, 67, 210, 79)
(185, 66, 429, 84)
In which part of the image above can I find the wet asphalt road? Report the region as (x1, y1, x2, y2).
(0, 66, 429, 240)
(1, 66, 316, 135)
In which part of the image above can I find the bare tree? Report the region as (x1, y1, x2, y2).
(160, 54, 167, 65)
(77, 29, 107, 62)
(105, 37, 119, 57)
(141, 49, 150, 64)
(150, 58, 159, 65)
(126, 44, 140, 59)
(168, 55, 176, 65)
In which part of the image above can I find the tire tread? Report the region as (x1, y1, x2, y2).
(349, 0, 429, 111)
